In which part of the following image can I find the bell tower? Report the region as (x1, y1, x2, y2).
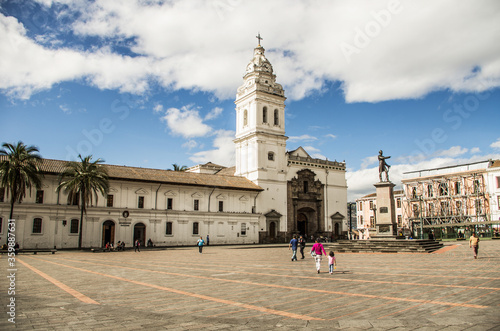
(234, 37, 288, 183)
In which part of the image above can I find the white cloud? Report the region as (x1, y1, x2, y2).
(189, 130, 235, 166)
(205, 107, 223, 121)
(182, 140, 198, 150)
(470, 147, 481, 154)
(2, 1, 499, 102)
(161, 106, 211, 138)
(491, 138, 500, 149)
(59, 104, 71, 113)
(153, 104, 163, 113)
(325, 134, 337, 139)
(288, 134, 318, 142)
(433, 146, 468, 158)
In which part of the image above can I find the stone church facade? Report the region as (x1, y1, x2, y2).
(0, 42, 347, 248)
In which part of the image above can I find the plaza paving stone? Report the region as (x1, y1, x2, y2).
(1, 240, 499, 330)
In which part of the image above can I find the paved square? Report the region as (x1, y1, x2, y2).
(1, 241, 500, 330)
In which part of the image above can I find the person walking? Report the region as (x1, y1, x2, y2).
(298, 235, 306, 259)
(328, 251, 337, 274)
(289, 235, 298, 261)
(311, 238, 327, 273)
(134, 239, 140, 252)
(197, 236, 205, 254)
(469, 232, 480, 259)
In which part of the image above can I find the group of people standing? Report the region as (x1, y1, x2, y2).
(289, 235, 337, 274)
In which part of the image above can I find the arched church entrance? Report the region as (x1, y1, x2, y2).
(102, 220, 115, 247)
(133, 222, 146, 246)
(297, 213, 308, 237)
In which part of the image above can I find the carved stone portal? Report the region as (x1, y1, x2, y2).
(287, 169, 325, 239)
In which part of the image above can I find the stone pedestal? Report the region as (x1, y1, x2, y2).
(374, 181, 397, 237)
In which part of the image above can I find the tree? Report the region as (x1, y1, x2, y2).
(170, 163, 188, 171)
(0, 141, 42, 220)
(57, 155, 109, 249)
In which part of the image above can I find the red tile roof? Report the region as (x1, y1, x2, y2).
(1, 157, 263, 192)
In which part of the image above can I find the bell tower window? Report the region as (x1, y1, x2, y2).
(274, 109, 279, 125)
(263, 107, 267, 123)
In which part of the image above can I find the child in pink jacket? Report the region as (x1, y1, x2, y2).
(328, 251, 337, 274)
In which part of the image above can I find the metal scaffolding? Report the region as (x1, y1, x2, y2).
(402, 172, 491, 238)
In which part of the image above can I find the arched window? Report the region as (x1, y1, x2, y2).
(33, 218, 42, 233)
(274, 109, 279, 125)
(263, 107, 267, 123)
(243, 109, 248, 126)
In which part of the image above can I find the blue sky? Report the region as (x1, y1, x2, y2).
(1, 0, 500, 200)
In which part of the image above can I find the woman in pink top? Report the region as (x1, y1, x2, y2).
(310, 238, 327, 273)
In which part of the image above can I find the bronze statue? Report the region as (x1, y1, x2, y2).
(378, 150, 391, 182)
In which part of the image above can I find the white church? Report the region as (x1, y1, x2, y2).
(0, 42, 347, 249)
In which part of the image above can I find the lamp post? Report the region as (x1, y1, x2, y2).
(347, 202, 355, 240)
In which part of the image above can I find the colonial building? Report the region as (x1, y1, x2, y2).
(0, 42, 347, 248)
(402, 160, 500, 239)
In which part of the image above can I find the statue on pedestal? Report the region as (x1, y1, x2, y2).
(378, 150, 391, 182)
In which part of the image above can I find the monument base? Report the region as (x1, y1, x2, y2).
(374, 181, 397, 237)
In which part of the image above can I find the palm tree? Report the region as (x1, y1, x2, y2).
(57, 155, 109, 249)
(170, 163, 188, 171)
(0, 141, 42, 220)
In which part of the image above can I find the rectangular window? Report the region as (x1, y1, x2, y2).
(359, 215, 363, 226)
(192, 222, 199, 235)
(218, 201, 223, 212)
(359, 202, 362, 211)
(439, 183, 448, 196)
(498, 196, 500, 210)
(369, 201, 373, 210)
(166, 222, 173, 235)
(138, 196, 144, 209)
(0, 187, 5, 202)
(167, 198, 173, 210)
(303, 181, 308, 193)
(396, 198, 401, 208)
(194, 199, 199, 211)
(427, 185, 433, 197)
(474, 180, 480, 194)
(397, 215, 402, 227)
(70, 219, 79, 234)
(33, 218, 42, 233)
(497, 176, 500, 189)
(36, 190, 44, 204)
(429, 203, 434, 216)
(455, 182, 461, 195)
(0, 217, 2, 234)
(413, 204, 419, 217)
(369, 216, 375, 228)
(241, 223, 247, 236)
(107, 194, 114, 207)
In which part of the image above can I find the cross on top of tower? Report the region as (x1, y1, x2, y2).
(256, 33, 263, 46)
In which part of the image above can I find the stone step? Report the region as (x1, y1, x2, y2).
(328, 239, 443, 253)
